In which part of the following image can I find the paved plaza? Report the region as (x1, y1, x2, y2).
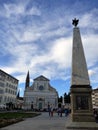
(1, 112, 70, 130)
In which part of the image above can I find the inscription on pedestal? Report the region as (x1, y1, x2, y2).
(76, 96, 89, 110)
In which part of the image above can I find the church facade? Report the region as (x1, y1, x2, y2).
(24, 72, 58, 110)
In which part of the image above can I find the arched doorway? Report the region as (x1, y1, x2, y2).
(38, 98, 44, 110)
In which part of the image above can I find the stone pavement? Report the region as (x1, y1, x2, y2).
(1, 112, 70, 130)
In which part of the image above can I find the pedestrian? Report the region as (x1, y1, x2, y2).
(60, 108, 62, 117)
(57, 108, 60, 116)
(51, 107, 54, 117)
(48, 107, 51, 116)
(65, 108, 68, 116)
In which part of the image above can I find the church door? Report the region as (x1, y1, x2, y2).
(39, 102, 42, 109)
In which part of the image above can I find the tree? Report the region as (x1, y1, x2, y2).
(58, 96, 63, 108)
(64, 92, 71, 103)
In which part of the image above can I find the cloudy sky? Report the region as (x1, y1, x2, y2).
(0, 0, 98, 97)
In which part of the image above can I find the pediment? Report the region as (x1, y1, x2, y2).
(34, 75, 49, 81)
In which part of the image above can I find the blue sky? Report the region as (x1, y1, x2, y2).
(0, 0, 98, 97)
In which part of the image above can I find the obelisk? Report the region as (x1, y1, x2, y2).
(70, 18, 94, 122)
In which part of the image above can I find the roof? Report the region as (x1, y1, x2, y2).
(34, 75, 50, 81)
(93, 88, 98, 91)
(0, 69, 19, 81)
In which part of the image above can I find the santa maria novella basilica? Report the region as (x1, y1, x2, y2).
(24, 71, 58, 110)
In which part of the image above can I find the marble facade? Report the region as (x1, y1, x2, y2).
(24, 75, 58, 110)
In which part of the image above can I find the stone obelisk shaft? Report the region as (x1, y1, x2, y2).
(71, 27, 90, 85)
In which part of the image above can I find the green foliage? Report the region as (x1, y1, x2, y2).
(0, 112, 41, 128)
(64, 92, 71, 103)
(58, 96, 62, 103)
(0, 112, 40, 119)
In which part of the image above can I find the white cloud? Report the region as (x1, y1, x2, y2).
(1, 36, 72, 83)
(4, 3, 25, 17)
(88, 69, 96, 77)
(3, 2, 41, 18)
(16, 74, 26, 84)
(20, 30, 41, 42)
(27, 7, 41, 16)
(80, 8, 98, 29)
(83, 34, 98, 67)
(50, 37, 72, 69)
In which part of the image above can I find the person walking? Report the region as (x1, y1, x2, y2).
(60, 107, 62, 117)
(48, 107, 51, 117)
(65, 108, 68, 117)
(51, 107, 54, 117)
(57, 108, 60, 116)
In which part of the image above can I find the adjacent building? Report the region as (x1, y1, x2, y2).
(15, 92, 24, 109)
(92, 88, 98, 109)
(0, 69, 18, 106)
(24, 72, 58, 110)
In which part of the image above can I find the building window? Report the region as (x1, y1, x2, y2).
(0, 82, 4, 87)
(39, 85, 44, 90)
(6, 82, 8, 86)
(0, 89, 3, 94)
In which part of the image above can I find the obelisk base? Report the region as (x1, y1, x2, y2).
(66, 121, 98, 130)
(70, 85, 95, 122)
(72, 113, 95, 122)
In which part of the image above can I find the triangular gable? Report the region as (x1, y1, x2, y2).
(34, 75, 50, 81)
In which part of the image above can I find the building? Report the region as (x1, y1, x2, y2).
(24, 72, 58, 110)
(92, 88, 98, 109)
(15, 91, 24, 109)
(0, 69, 18, 107)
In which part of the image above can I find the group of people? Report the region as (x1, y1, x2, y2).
(48, 106, 98, 122)
(57, 107, 70, 117)
(48, 106, 70, 117)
